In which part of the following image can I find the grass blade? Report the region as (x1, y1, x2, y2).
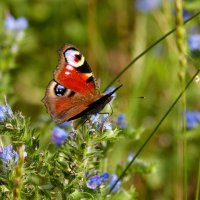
(109, 68, 200, 193)
(104, 11, 200, 91)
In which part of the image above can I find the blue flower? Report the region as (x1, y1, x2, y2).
(86, 175, 102, 189)
(109, 174, 122, 193)
(117, 114, 127, 128)
(0, 104, 13, 122)
(90, 114, 112, 131)
(86, 172, 121, 192)
(186, 111, 200, 129)
(99, 172, 110, 184)
(188, 34, 200, 52)
(4, 15, 28, 32)
(182, 10, 192, 21)
(96, 114, 109, 130)
(0, 145, 27, 170)
(86, 172, 109, 189)
(51, 127, 68, 145)
(127, 152, 135, 162)
(103, 122, 112, 131)
(90, 114, 101, 124)
(0, 107, 6, 122)
(0, 145, 18, 168)
(135, 0, 161, 12)
(59, 121, 72, 128)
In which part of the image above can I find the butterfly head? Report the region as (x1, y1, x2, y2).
(64, 47, 85, 68)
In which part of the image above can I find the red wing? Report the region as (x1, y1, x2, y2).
(54, 44, 99, 96)
(45, 96, 89, 123)
(42, 80, 99, 123)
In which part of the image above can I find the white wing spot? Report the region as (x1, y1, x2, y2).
(66, 65, 73, 70)
(84, 73, 92, 78)
(65, 49, 85, 68)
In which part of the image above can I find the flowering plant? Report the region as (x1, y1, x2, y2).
(0, 99, 152, 199)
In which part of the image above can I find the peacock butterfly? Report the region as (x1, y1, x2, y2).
(42, 44, 121, 123)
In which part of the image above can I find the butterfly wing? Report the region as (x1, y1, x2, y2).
(42, 80, 98, 123)
(54, 44, 99, 96)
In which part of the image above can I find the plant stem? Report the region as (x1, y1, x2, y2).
(195, 159, 200, 200)
(175, 0, 187, 199)
(13, 145, 25, 200)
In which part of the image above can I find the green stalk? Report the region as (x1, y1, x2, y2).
(195, 159, 200, 200)
(13, 145, 25, 200)
(175, 0, 187, 199)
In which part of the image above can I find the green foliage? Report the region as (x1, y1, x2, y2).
(0, 107, 142, 199)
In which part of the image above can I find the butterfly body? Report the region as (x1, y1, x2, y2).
(43, 44, 121, 123)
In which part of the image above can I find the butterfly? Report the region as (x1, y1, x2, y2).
(42, 44, 122, 123)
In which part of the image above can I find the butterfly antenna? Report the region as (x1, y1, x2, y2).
(108, 103, 113, 117)
(137, 96, 145, 99)
(71, 120, 75, 132)
(102, 84, 122, 120)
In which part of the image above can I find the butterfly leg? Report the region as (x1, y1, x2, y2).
(70, 121, 78, 138)
(97, 102, 113, 118)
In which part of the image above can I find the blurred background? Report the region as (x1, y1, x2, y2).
(0, 0, 200, 199)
